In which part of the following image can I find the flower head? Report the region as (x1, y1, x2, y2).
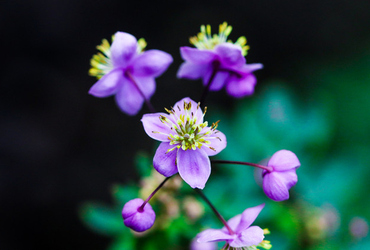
(141, 97, 227, 189)
(177, 22, 263, 98)
(262, 150, 301, 201)
(89, 32, 173, 115)
(197, 204, 270, 249)
(122, 198, 155, 232)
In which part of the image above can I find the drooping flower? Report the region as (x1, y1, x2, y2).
(122, 198, 155, 232)
(141, 97, 227, 189)
(262, 150, 300, 201)
(89, 32, 173, 115)
(197, 204, 271, 249)
(177, 22, 263, 98)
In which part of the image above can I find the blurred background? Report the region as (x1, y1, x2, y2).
(1, 0, 369, 249)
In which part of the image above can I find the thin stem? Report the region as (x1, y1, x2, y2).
(139, 176, 171, 211)
(125, 71, 156, 113)
(199, 61, 220, 108)
(195, 189, 235, 235)
(212, 159, 273, 172)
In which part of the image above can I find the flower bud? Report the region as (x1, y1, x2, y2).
(262, 150, 300, 201)
(122, 198, 155, 232)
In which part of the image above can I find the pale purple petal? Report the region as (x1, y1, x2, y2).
(225, 214, 242, 232)
(268, 150, 301, 171)
(203, 71, 229, 91)
(191, 238, 217, 250)
(230, 226, 264, 247)
(234, 204, 265, 233)
(177, 148, 210, 189)
(115, 77, 144, 115)
(133, 76, 156, 99)
(141, 113, 172, 142)
(177, 61, 210, 79)
(180, 47, 217, 64)
(197, 229, 234, 243)
(131, 50, 173, 77)
(173, 97, 204, 123)
(226, 73, 256, 98)
(214, 43, 245, 67)
(111, 32, 137, 68)
(153, 142, 178, 177)
(88, 69, 122, 97)
(122, 198, 155, 232)
(263, 170, 297, 201)
(202, 131, 227, 156)
(234, 63, 264, 73)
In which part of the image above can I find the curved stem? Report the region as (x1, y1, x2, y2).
(199, 61, 220, 108)
(211, 159, 273, 172)
(195, 189, 235, 235)
(139, 176, 171, 212)
(125, 71, 156, 113)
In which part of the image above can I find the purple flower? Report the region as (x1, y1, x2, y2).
(177, 22, 263, 98)
(89, 32, 173, 115)
(197, 204, 265, 248)
(122, 198, 155, 232)
(262, 150, 301, 201)
(141, 97, 227, 189)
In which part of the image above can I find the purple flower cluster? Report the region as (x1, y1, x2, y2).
(87, 23, 301, 248)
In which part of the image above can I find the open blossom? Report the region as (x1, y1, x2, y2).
(122, 198, 155, 232)
(177, 22, 263, 98)
(197, 204, 270, 249)
(89, 32, 173, 115)
(262, 150, 300, 201)
(141, 97, 226, 189)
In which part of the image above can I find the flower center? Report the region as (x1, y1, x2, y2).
(160, 101, 219, 152)
(189, 22, 250, 56)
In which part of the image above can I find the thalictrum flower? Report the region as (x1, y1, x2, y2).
(197, 204, 270, 249)
(177, 22, 263, 98)
(141, 97, 227, 189)
(89, 32, 173, 115)
(122, 198, 155, 232)
(262, 150, 301, 201)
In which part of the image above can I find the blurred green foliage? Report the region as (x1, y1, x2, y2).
(79, 49, 370, 249)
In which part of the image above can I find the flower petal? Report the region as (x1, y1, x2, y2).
(268, 150, 301, 171)
(132, 50, 173, 77)
(173, 97, 204, 124)
(202, 131, 227, 156)
(263, 170, 297, 201)
(111, 32, 137, 68)
(153, 142, 178, 177)
(114, 77, 144, 115)
(141, 113, 172, 142)
(203, 71, 229, 91)
(234, 204, 265, 233)
(177, 61, 210, 80)
(214, 43, 245, 67)
(88, 69, 122, 97)
(180, 47, 217, 64)
(226, 73, 256, 98)
(133, 76, 156, 99)
(177, 148, 210, 189)
(197, 229, 234, 243)
(230, 226, 264, 248)
(225, 214, 242, 232)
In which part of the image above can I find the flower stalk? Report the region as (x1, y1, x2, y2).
(211, 159, 273, 172)
(195, 188, 235, 235)
(139, 176, 171, 211)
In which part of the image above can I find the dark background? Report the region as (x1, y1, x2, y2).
(1, 0, 369, 249)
